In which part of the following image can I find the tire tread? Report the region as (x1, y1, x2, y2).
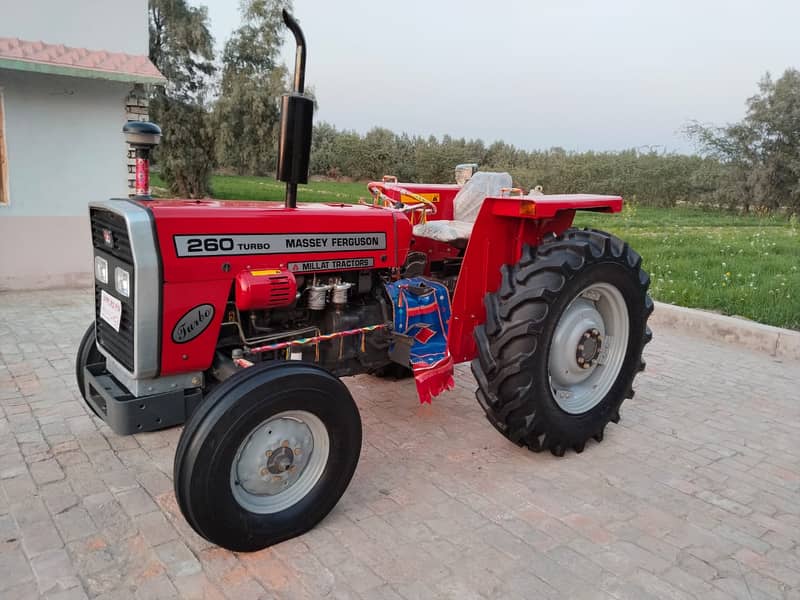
(472, 228, 653, 456)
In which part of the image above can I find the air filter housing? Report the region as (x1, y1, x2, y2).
(235, 269, 297, 311)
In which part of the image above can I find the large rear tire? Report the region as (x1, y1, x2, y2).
(174, 362, 362, 552)
(75, 323, 105, 418)
(472, 229, 653, 456)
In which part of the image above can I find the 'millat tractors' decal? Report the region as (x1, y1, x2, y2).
(288, 257, 374, 272)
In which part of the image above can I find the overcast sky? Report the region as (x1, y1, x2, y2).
(196, 0, 799, 154)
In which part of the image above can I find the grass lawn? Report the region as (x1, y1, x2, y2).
(574, 206, 799, 330)
(152, 173, 367, 203)
(152, 173, 799, 330)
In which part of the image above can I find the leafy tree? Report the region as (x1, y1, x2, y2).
(687, 69, 800, 214)
(148, 0, 216, 197)
(215, 0, 292, 175)
(309, 122, 340, 177)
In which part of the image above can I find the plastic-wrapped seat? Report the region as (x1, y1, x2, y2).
(412, 172, 512, 243)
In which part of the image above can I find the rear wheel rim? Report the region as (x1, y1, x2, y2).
(548, 282, 630, 415)
(230, 410, 330, 514)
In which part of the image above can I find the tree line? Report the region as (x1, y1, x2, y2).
(310, 124, 723, 208)
(147, 0, 800, 215)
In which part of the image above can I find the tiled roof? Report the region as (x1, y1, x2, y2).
(0, 37, 166, 84)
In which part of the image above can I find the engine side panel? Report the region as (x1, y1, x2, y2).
(160, 279, 232, 375)
(145, 200, 411, 376)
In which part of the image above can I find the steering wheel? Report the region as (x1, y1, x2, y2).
(367, 185, 437, 219)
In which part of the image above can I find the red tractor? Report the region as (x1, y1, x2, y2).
(76, 11, 652, 552)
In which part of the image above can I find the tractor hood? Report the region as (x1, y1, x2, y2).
(143, 199, 412, 283)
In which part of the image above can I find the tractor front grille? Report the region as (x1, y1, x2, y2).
(91, 208, 135, 371)
(93, 283, 135, 371)
(91, 208, 133, 263)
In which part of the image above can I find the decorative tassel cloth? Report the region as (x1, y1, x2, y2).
(384, 277, 455, 403)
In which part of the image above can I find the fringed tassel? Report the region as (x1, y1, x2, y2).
(411, 356, 455, 404)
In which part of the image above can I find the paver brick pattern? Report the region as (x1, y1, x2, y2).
(0, 289, 799, 599)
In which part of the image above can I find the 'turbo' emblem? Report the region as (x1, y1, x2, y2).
(172, 304, 215, 344)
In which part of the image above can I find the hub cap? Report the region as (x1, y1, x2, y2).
(230, 410, 329, 514)
(576, 328, 602, 368)
(548, 283, 630, 415)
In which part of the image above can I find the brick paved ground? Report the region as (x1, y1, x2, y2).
(0, 288, 799, 599)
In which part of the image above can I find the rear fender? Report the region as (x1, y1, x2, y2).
(447, 194, 622, 363)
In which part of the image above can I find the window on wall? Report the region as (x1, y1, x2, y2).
(0, 90, 7, 205)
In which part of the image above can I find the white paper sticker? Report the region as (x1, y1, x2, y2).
(100, 290, 122, 332)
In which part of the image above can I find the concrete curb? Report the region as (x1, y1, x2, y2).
(651, 301, 800, 362)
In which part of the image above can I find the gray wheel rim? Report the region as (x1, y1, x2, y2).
(547, 282, 630, 415)
(230, 410, 330, 514)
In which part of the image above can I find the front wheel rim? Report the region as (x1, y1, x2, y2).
(548, 282, 630, 415)
(230, 410, 330, 514)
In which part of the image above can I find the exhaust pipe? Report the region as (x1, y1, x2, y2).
(276, 10, 314, 209)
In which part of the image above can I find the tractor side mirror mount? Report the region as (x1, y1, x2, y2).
(123, 121, 162, 200)
(276, 10, 314, 209)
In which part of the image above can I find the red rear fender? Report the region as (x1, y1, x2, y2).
(447, 193, 622, 363)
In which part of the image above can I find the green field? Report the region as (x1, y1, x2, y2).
(152, 174, 799, 329)
(152, 173, 367, 203)
(576, 206, 798, 330)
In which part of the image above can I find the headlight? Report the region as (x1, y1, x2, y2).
(94, 256, 108, 284)
(114, 267, 130, 297)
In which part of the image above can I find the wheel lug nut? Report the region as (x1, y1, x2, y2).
(577, 357, 585, 364)
(294, 447, 302, 455)
(260, 467, 268, 476)
(265, 450, 272, 457)
(577, 344, 584, 352)
(592, 329, 599, 336)
(281, 440, 290, 447)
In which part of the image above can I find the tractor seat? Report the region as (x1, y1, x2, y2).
(412, 171, 512, 243)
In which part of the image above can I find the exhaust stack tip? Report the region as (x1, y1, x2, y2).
(277, 11, 313, 209)
(123, 121, 162, 148)
(123, 121, 161, 200)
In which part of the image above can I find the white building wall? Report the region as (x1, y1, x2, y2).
(0, 0, 148, 55)
(0, 70, 132, 289)
(0, 70, 130, 216)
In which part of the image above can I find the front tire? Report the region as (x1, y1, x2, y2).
(174, 362, 362, 552)
(75, 323, 105, 418)
(472, 229, 653, 456)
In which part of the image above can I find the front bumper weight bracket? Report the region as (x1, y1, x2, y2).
(83, 363, 203, 435)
